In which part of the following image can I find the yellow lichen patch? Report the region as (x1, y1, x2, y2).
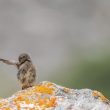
(0, 101, 8, 108)
(14, 96, 32, 109)
(38, 98, 47, 106)
(0, 83, 57, 109)
(38, 97, 57, 108)
(49, 97, 57, 107)
(34, 85, 55, 95)
(0, 103, 4, 107)
(92, 90, 110, 104)
(1, 108, 10, 110)
(14, 96, 25, 102)
(63, 87, 70, 93)
(46, 82, 54, 87)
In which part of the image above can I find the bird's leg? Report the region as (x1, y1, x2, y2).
(0, 59, 19, 68)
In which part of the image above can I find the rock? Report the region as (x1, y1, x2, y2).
(0, 81, 110, 110)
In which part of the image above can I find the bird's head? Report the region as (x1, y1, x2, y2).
(18, 53, 31, 64)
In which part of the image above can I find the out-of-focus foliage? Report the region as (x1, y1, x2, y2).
(0, 0, 110, 98)
(52, 52, 110, 98)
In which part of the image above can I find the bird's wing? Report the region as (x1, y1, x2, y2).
(0, 59, 18, 68)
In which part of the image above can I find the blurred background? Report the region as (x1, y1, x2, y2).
(0, 0, 110, 98)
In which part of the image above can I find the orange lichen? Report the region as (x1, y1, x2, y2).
(48, 97, 57, 107)
(38, 97, 57, 108)
(0, 82, 57, 109)
(34, 85, 55, 95)
(14, 96, 32, 109)
(14, 96, 25, 102)
(12, 87, 56, 109)
(92, 90, 109, 103)
(38, 98, 48, 106)
(0, 102, 7, 108)
(0, 81, 109, 109)
(63, 87, 70, 93)
(46, 82, 54, 87)
(1, 108, 10, 110)
(0, 103, 4, 107)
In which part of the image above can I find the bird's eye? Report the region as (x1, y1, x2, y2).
(23, 56, 25, 58)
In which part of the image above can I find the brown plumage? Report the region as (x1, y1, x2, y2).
(0, 53, 37, 90)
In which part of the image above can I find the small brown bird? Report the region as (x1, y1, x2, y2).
(0, 53, 37, 90)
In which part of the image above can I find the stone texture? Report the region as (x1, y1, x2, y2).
(0, 81, 110, 110)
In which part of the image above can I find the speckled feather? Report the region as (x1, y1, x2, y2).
(0, 53, 37, 90)
(17, 60, 36, 89)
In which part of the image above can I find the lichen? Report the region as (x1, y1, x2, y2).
(0, 81, 57, 110)
(92, 90, 110, 104)
(34, 85, 55, 95)
(38, 97, 56, 108)
(0, 81, 109, 110)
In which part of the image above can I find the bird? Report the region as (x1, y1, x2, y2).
(0, 53, 37, 90)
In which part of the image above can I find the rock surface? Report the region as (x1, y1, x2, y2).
(0, 81, 110, 110)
